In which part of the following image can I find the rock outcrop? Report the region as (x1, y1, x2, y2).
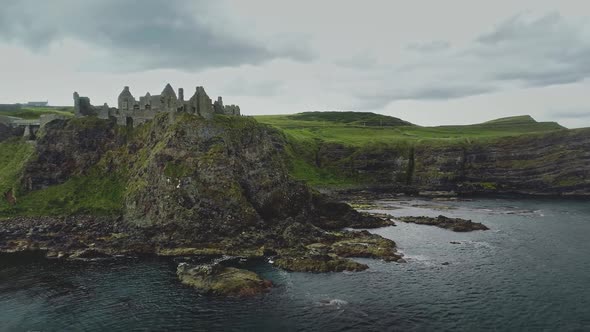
(22, 117, 123, 190)
(0, 123, 23, 142)
(397, 215, 489, 232)
(310, 129, 590, 196)
(0, 113, 402, 294)
(177, 262, 272, 296)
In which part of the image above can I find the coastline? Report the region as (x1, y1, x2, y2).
(0, 189, 506, 295)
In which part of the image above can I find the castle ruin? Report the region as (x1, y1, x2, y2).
(73, 84, 240, 127)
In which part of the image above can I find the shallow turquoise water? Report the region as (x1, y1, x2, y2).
(1, 197, 589, 331)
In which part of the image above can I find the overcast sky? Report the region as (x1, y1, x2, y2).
(1, 0, 590, 128)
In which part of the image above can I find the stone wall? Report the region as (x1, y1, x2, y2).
(73, 92, 98, 117)
(39, 114, 68, 127)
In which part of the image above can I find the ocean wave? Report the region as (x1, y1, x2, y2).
(318, 299, 349, 308)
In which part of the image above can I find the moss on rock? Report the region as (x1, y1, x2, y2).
(397, 215, 489, 232)
(329, 230, 402, 262)
(274, 255, 368, 273)
(177, 263, 272, 296)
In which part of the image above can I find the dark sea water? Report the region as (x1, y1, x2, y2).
(1, 197, 590, 332)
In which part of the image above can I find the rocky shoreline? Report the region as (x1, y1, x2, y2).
(0, 194, 491, 295)
(0, 212, 404, 295)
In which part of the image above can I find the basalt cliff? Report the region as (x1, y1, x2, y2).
(0, 112, 401, 295)
(309, 128, 590, 196)
(2, 109, 588, 295)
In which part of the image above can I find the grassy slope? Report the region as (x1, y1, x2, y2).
(255, 113, 565, 146)
(0, 122, 126, 217)
(0, 106, 74, 120)
(287, 111, 413, 127)
(255, 113, 568, 186)
(0, 139, 34, 197)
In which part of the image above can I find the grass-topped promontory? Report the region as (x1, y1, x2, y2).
(255, 112, 570, 187)
(0, 111, 583, 216)
(255, 112, 565, 146)
(0, 113, 291, 217)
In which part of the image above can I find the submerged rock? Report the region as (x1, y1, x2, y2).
(176, 262, 271, 296)
(397, 215, 489, 232)
(69, 248, 113, 260)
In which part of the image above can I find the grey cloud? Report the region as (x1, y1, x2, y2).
(393, 85, 495, 100)
(406, 40, 450, 53)
(477, 12, 563, 44)
(473, 12, 590, 87)
(493, 67, 590, 87)
(0, 0, 311, 71)
(223, 78, 284, 97)
(349, 94, 394, 110)
(335, 53, 379, 69)
(353, 84, 496, 110)
(348, 12, 590, 108)
(548, 109, 590, 119)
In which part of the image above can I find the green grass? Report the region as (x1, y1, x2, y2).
(283, 133, 358, 187)
(483, 115, 543, 124)
(255, 112, 565, 147)
(0, 111, 578, 217)
(0, 120, 126, 217)
(0, 139, 35, 201)
(1, 170, 126, 217)
(255, 112, 569, 186)
(287, 111, 413, 127)
(0, 106, 74, 120)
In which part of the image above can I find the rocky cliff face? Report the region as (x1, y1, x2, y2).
(2, 113, 399, 273)
(122, 114, 317, 243)
(0, 123, 23, 142)
(313, 129, 590, 195)
(22, 117, 123, 191)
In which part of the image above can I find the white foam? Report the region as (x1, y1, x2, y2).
(318, 299, 349, 307)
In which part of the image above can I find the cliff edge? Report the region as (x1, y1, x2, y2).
(0, 113, 401, 280)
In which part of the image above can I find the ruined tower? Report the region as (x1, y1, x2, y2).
(178, 88, 184, 102)
(160, 83, 178, 113)
(118, 86, 135, 111)
(139, 92, 152, 110)
(73, 91, 94, 117)
(73, 92, 80, 117)
(188, 86, 214, 119)
(98, 103, 110, 119)
(213, 96, 224, 114)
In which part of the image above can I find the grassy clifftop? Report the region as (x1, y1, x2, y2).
(0, 106, 74, 120)
(0, 113, 312, 219)
(285, 111, 413, 127)
(0, 111, 586, 217)
(255, 112, 586, 190)
(255, 112, 565, 146)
